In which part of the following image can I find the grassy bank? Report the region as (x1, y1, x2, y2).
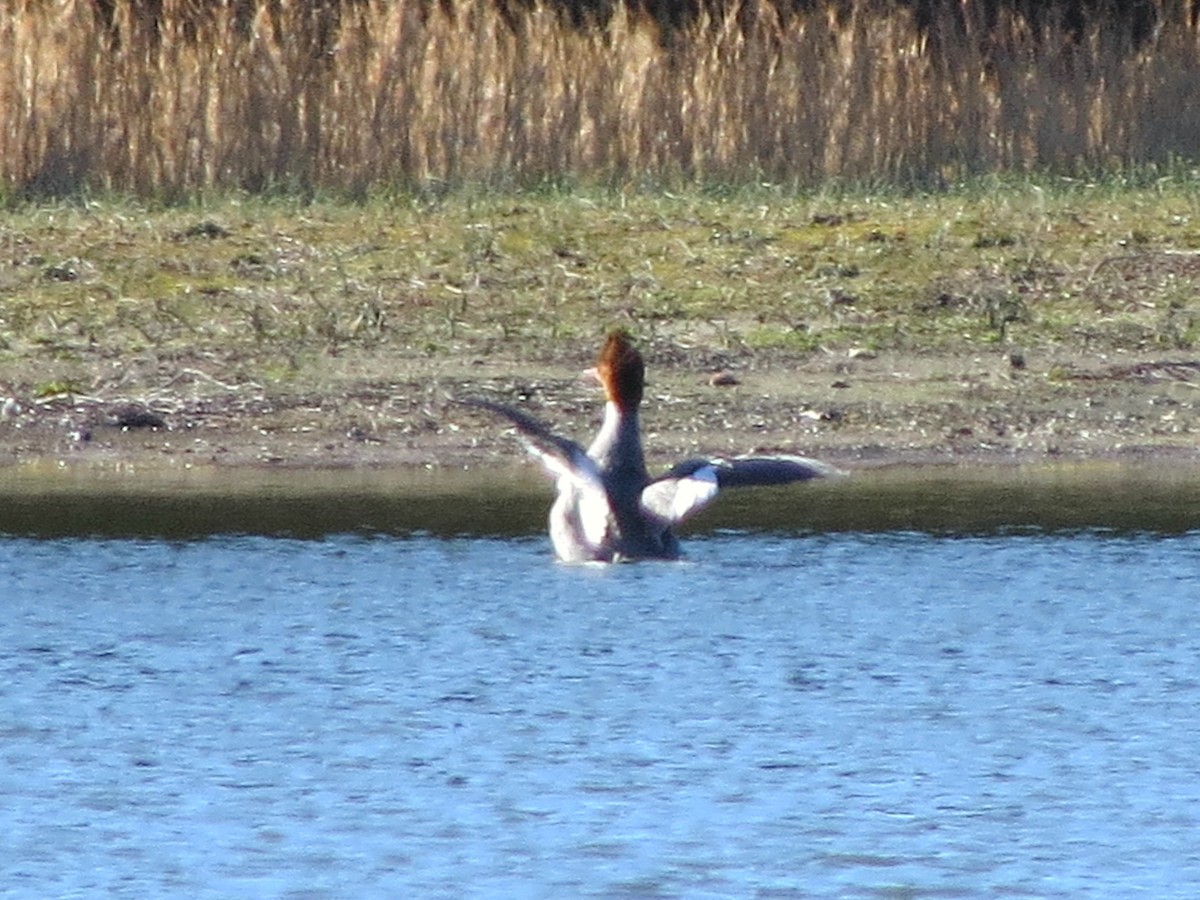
(2, 176, 1199, 383)
(1, 179, 1199, 467)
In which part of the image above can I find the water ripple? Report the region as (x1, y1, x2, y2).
(1, 532, 1199, 897)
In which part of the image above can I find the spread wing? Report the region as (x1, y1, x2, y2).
(461, 397, 612, 554)
(460, 398, 599, 483)
(641, 454, 842, 526)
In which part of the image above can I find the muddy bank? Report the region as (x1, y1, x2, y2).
(1, 346, 1197, 474)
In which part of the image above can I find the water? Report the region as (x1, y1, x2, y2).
(2, 528, 1199, 898)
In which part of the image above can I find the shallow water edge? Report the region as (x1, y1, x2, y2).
(2, 460, 1198, 538)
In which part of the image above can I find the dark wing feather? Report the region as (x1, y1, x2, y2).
(706, 454, 841, 487)
(459, 397, 601, 485)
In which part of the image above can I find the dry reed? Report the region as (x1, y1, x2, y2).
(3, 0, 1200, 197)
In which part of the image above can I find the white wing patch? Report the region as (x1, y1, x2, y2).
(534, 442, 612, 561)
(640, 464, 720, 526)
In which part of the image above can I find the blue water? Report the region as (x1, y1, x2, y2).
(2, 531, 1199, 898)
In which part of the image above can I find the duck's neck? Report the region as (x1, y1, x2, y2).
(589, 400, 646, 476)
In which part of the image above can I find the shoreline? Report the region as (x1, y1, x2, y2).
(2, 347, 1197, 475)
(4, 446, 1198, 541)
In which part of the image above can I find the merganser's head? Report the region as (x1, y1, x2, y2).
(595, 329, 644, 412)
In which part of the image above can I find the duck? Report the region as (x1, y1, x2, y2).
(466, 330, 841, 562)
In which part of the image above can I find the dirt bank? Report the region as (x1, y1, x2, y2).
(2, 345, 1196, 474)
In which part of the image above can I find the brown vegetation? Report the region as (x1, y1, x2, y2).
(3, 0, 1200, 197)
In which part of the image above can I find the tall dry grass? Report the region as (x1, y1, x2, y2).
(3, 0, 1200, 197)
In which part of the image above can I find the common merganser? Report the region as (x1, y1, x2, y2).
(467, 330, 841, 562)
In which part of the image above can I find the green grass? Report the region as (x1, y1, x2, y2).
(2, 176, 1199, 397)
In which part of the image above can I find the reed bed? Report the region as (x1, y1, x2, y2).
(3, 0, 1200, 197)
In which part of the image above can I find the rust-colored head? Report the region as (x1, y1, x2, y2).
(595, 329, 644, 411)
